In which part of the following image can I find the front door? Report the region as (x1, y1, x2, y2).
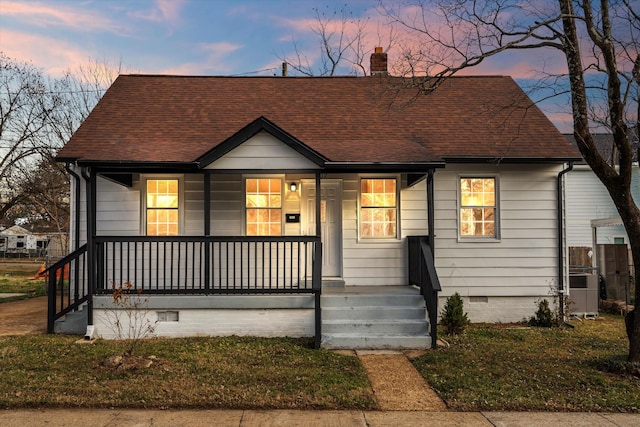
(302, 181, 342, 277)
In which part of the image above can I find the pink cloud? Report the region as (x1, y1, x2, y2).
(1, 1, 128, 34)
(0, 29, 96, 76)
(159, 42, 244, 75)
(127, 0, 186, 29)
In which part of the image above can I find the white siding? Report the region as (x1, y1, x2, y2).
(340, 174, 427, 286)
(95, 175, 140, 236)
(184, 174, 204, 235)
(205, 131, 321, 170)
(211, 174, 243, 235)
(434, 164, 562, 304)
(565, 166, 640, 246)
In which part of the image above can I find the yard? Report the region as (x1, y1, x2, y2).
(0, 314, 639, 411)
(0, 260, 46, 302)
(413, 315, 640, 412)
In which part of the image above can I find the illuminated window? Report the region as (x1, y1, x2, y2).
(360, 178, 397, 238)
(246, 178, 282, 236)
(459, 177, 497, 237)
(146, 179, 179, 236)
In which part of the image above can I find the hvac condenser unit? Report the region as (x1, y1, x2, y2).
(569, 273, 599, 317)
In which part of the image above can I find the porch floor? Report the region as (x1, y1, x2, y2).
(322, 285, 422, 295)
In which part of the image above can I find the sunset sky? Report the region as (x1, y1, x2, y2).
(0, 0, 575, 131)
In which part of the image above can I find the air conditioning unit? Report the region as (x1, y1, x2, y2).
(569, 274, 599, 317)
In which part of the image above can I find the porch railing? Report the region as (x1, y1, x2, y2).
(408, 235, 441, 347)
(93, 236, 321, 294)
(47, 244, 88, 333)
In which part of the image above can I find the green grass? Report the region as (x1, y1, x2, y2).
(0, 261, 46, 302)
(0, 336, 375, 409)
(413, 315, 640, 412)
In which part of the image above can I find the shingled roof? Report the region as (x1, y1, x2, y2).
(56, 74, 580, 167)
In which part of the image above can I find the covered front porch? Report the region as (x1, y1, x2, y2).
(47, 231, 439, 349)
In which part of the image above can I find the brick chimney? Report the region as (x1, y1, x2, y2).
(370, 47, 388, 75)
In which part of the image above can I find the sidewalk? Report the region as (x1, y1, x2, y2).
(1, 409, 639, 427)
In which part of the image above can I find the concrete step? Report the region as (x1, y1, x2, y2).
(323, 319, 428, 335)
(322, 293, 425, 308)
(322, 279, 345, 288)
(321, 333, 432, 350)
(320, 286, 431, 349)
(322, 306, 426, 320)
(53, 305, 87, 335)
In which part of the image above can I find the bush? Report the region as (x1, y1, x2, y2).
(440, 292, 470, 335)
(529, 299, 554, 327)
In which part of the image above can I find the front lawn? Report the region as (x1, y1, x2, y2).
(413, 315, 640, 412)
(0, 336, 375, 409)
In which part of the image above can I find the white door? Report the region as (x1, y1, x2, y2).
(302, 181, 342, 277)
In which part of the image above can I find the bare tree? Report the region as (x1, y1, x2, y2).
(1, 54, 120, 245)
(380, 0, 640, 361)
(0, 53, 62, 221)
(280, 6, 395, 76)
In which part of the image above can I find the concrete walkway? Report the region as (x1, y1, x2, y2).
(1, 409, 639, 426)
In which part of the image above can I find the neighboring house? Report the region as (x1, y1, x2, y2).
(563, 131, 639, 307)
(564, 132, 640, 249)
(0, 225, 45, 257)
(51, 49, 580, 349)
(0, 225, 68, 258)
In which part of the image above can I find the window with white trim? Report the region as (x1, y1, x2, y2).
(459, 177, 497, 238)
(146, 179, 179, 236)
(245, 178, 282, 236)
(360, 178, 397, 238)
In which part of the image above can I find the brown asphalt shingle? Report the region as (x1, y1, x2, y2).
(56, 75, 580, 164)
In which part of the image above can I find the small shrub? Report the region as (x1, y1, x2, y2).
(529, 299, 554, 327)
(440, 292, 470, 335)
(103, 281, 157, 358)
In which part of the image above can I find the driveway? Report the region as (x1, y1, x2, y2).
(0, 296, 47, 335)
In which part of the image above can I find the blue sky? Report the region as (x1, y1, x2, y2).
(0, 0, 575, 131)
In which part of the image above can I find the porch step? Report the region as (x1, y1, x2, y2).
(322, 278, 345, 288)
(53, 305, 88, 335)
(323, 319, 428, 335)
(320, 286, 431, 350)
(322, 306, 426, 320)
(321, 333, 431, 350)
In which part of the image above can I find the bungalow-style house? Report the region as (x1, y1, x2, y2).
(50, 49, 580, 349)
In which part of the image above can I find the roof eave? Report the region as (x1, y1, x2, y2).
(71, 160, 200, 172)
(443, 156, 583, 164)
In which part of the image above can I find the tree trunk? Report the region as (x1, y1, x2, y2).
(624, 216, 640, 362)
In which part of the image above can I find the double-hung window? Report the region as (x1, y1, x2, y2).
(360, 178, 397, 238)
(146, 179, 179, 236)
(459, 177, 497, 238)
(245, 178, 282, 236)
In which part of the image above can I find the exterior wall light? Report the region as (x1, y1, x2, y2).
(289, 182, 297, 192)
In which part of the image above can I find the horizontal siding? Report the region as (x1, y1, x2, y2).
(211, 174, 243, 236)
(340, 174, 417, 286)
(184, 175, 204, 235)
(205, 131, 320, 170)
(434, 163, 561, 297)
(95, 175, 140, 236)
(564, 167, 637, 246)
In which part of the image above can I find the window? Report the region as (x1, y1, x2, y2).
(360, 178, 397, 238)
(146, 179, 179, 236)
(246, 178, 282, 236)
(459, 177, 497, 238)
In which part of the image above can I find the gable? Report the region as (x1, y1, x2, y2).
(204, 131, 322, 170)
